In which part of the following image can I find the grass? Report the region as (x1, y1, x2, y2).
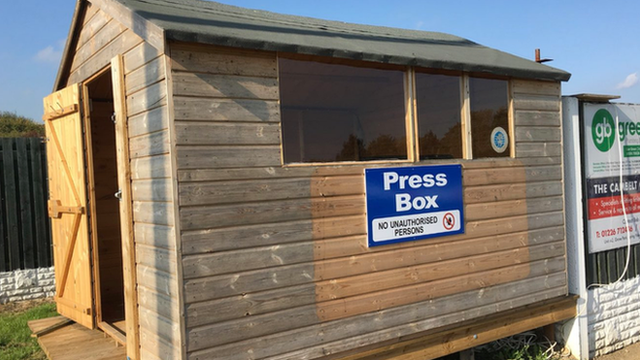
(0, 300, 58, 360)
(475, 343, 555, 360)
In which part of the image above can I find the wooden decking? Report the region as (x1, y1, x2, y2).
(29, 316, 126, 360)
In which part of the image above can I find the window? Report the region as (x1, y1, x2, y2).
(469, 77, 510, 158)
(279, 58, 407, 163)
(278, 57, 513, 164)
(415, 73, 462, 160)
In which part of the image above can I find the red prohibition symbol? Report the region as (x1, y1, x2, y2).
(443, 212, 455, 230)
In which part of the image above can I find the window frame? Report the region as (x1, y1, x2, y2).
(277, 54, 514, 166)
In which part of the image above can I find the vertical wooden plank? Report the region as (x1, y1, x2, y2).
(617, 248, 627, 280)
(16, 139, 35, 269)
(606, 250, 617, 283)
(508, 80, 516, 158)
(0, 142, 6, 272)
(30, 137, 50, 267)
(164, 45, 187, 360)
(2, 138, 21, 270)
(111, 54, 140, 360)
(460, 74, 472, 159)
(405, 68, 417, 162)
(633, 245, 640, 278)
(596, 252, 607, 284)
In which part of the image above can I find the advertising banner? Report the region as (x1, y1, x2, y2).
(584, 103, 640, 253)
(364, 165, 464, 247)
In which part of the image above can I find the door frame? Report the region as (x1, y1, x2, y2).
(80, 57, 140, 360)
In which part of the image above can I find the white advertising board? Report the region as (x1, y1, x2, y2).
(584, 103, 640, 253)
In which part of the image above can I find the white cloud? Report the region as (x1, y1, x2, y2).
(415, 21, 424, 30)
(34, 44, 63, 64)
(616, 72, 638, 89)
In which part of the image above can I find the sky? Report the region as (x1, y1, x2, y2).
(2, 0, 640, 122)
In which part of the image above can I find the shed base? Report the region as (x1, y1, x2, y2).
(29, 316, 126, 360)
(334, 295, 578, 360)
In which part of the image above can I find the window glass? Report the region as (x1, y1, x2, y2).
(415, 73, 462, 159)
(279, 58, 407, 163)
(469, 77, 510, 158)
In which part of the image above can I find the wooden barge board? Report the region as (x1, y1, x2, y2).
(29, 316, 126, 360)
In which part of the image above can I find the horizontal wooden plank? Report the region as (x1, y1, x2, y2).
(318, 225, 565, 279)
(127, 80, 168, 116)
(337, 296, 576, 360)
(181, 208, 563, 260)
(68, 29, 143, 85)
(138, 286, 179, 324)
(81, 2, 100, 26)
(275, 288, 570, 360)
(131, 154, 172, 180)
(130, 130, 170, 158)
(516, 127, 561, 143)
(170, 43, 277, 77)
(184, 227, 564, 326)
(173, 97, 280, 122)
(174, 122, 281, 146)
(180, 195, 364, 231)
(138, 306, 181, 347)
(516, 143, 563, 158)
(186, 282, 316, 327)
(315, 242, 564, 303)
(187, 258, 567, 352)
(182, 224, 563, 280)
(186, 261, 566, 355)
(137, 244, 177, 275)
(513, 94, 561, 112)
(124, 40, 163, 75)
(126, 55, 166, 95)
(76, 8, 110, 51)
(182, 215, 365, 255)
(464, 181, 563, 204)
(176, 145, 281, 169)
(178, 175, 363, 206)
(133, 201, 175, 227)
(465, 196, 564, 221)
(71, 18, 127, 73)
(512, 80, 561, 96)
(184, 262, 314, 303)
(173, 72, 279, 100)
(515, 110, 561, 127)
(128, 105, 170, 138)
(137, 265, 179, 299)
(133, 178, 173, 202)
(183, 227, 565, 304)
(140, 326, 181, 360)
(178, 166, 365, 182)
(463, 165, 562, 186)
(135, 223, 176, 251)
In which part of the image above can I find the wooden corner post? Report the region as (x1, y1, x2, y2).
(111, 54, 141, 360)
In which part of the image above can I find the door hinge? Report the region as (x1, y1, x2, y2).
(111, 112, 117, 124)
(115, 189, 122, 201)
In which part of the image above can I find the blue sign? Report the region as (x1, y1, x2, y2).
(364, 165, 464, 247)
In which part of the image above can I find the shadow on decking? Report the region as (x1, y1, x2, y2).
(28, 316, 126, 360)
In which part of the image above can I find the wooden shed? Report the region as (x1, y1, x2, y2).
(43, 1, 576, 359)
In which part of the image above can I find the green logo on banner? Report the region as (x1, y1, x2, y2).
(592, 109, 615, 152)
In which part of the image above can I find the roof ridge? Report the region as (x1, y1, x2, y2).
(132, 0, 468, 42)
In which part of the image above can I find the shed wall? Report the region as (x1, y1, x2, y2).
(65, 3, 182, 359)
(171, 43, 568, 359)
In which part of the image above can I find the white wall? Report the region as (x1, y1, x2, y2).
(0, 267, 55, 303)
(588, 276, 640, 357)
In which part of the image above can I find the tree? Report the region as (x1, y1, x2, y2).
(0, 111, 45, 138)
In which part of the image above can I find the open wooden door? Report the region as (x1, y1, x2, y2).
(43, 83, 94, 329)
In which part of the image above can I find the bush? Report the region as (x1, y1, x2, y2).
(0, 112, 45, 138)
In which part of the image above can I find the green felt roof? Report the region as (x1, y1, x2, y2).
(114, 0, 570, 81)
